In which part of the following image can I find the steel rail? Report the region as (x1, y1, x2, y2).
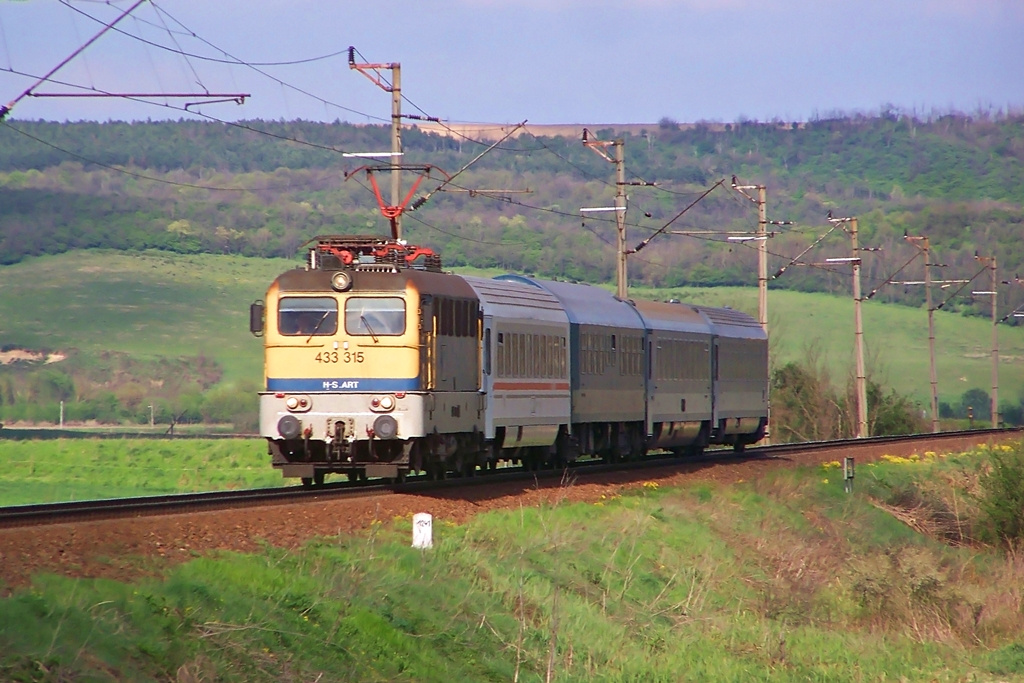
(0, 428, 1018, 528)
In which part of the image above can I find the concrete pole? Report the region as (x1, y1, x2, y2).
(756, 187, 770, 445)
(991, 257, 999, 428)
(922, 240, 940, 433)
(391, 63, 402, 240)
(614, 139, 627, 301)
(852, 218, 868, 438)
(757, 187, 768, 333)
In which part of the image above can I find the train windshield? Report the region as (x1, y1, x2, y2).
(278, 297, 338, 336)
(345, 297, 406, 336)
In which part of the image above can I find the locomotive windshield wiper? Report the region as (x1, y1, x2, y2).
(305, 311, 331, 343)
(360, 315, 380, 343)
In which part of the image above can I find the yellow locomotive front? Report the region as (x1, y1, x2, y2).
(251, 236, 475, 484)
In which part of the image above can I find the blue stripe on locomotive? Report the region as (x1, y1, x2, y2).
(267, 378, 421, 392)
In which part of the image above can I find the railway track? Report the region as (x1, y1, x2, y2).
(1, 428, 1018, 529)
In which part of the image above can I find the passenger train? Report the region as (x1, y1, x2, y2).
(250, 235, 768, 484)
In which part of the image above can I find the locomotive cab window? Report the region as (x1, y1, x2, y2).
(279, 297, 338, 336)
(345, 297, 406, 336)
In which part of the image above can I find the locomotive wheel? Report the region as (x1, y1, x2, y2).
(428, 461, 446, 481)
(301, 477, 313, 487)
(314, 470, 326, 485)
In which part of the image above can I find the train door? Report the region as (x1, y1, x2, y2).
(419, 297, 434, 390)
(645, 333, 655, 437)
(481, 316, 496, 439)
(711, 336, 721, 429)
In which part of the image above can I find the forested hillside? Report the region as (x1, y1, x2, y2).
(1, 112, 1022, 318)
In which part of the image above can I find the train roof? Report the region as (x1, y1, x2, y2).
(629, 299, 713, 335)
(692, 305, 767, 340)
(494, 275, 646, 330)
(461, 275, 569, 324)
(274, 265, 478, 299)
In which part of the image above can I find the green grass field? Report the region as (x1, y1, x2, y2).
(0, 250, 292, 385)
(1, 250, 1022, 407)
(0, 439, 282, 505)
(3, 443, 1024, 680)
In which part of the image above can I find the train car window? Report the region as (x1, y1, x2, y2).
(497, 332, 506, 377)
(513, 333, 518, 377)
(541, 335, 548, 378)
(278, 297, 338, 336)
(345, 297, 406, 336)
(484, 328, 492, 375)
(555, 337, 561, 378)
(589, 331, 598, 374)
(632, 336, 643, 376)
(585, 333, 593, 376)
(510, 333, 518, 377)
(527, 334, 534, 377)
(546, 335, 554, 378)
(445, 298, 455, 336)
(516, 333, 524, 378)
(528, 333, 534, 377)
(537, 335, 544, 377)
(585, 333, 594, 375)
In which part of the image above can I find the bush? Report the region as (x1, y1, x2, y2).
(201, 383, 259, 433)
(975, 445, 1024, 547)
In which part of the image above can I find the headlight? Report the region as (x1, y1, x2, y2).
(331, 271, 353, 292)
(284, 395, 311, 412)
(372, 415, 398, 439)
(369, 394, 396, 412)
(278, 415, 301, 439)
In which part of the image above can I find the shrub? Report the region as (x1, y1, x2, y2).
(975, 445, 1024, 547)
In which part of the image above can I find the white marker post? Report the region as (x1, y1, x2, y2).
(412, 513, 433, 549)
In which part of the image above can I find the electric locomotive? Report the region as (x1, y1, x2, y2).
(250, 235, 485, 483)
(251, 235, 768, 484)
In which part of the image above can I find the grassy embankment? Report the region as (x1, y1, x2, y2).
(2, 441, 1024, 680)
(1, 251, 1022, 414)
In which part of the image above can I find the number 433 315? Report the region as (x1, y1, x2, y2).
(315, 351, 364, 364)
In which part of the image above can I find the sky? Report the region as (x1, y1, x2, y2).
(0, 0, 1021, 126)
